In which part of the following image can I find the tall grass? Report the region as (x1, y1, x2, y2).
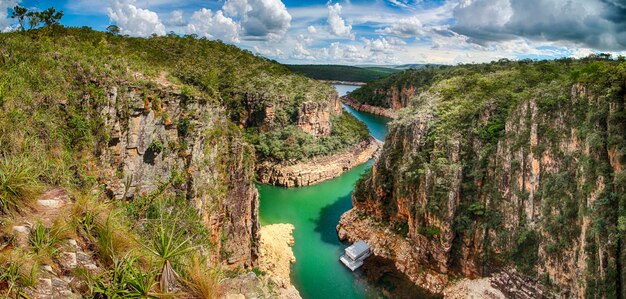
(0, 249, 38, 297)
(183, 255, 222, 299)
(0, 155, 43, 214)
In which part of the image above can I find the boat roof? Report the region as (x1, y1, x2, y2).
(346, 240, 369, 257)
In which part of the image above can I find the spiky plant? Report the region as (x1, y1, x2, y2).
(29, 221, 61, 262)
(146, 216, 194, 294)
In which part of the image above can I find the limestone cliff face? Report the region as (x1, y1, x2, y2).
(339, 76, 626, 297)
(257, 137, 381, 187)
(100, 84, 259, 268)
(342, 97, 398, 119)
(374, 85, 415, 110)
(235, 90, 341, 137)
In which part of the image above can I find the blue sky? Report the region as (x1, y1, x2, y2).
(2, 0, 626, 65)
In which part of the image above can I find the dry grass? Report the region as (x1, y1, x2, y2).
(0, 155, 43, 214)
(0, 248, 39, 297)
(183, 254, 222, 299)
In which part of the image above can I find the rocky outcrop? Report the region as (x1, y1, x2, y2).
(236, 90, 341, 137)
(342, 97, 398, 119)
(99, 84, 259, 269)
(257, 137, 382, 187)
(258, 224, 301, 299)
(375, 85, 416, 110)
(296, 97, 341, 136)
(339, 75, 626, 297)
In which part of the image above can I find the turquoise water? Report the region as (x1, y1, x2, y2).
(258, 85, 392, 299)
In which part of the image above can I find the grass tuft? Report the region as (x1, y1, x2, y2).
(0, 155, 43, 214)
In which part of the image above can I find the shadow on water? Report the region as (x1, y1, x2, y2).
(358, 256, 443, 299)
(313, 192, 353, 245)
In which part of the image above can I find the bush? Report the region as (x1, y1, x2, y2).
(0, 156, 43, 214)
(251, 111, 369, 162)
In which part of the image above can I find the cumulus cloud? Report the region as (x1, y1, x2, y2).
(452, 0, 626, 50)
(223, 0, 291, 40)
(167, 10, 185, 26)
(1, 0, 19, 31)
(362, 37, 406, 53)
(327, 3, 354, 39)
(107, 0, 165, 36)
(376, 16, 426, 37)
(307, 25, 317, 34)
(187, 8, 241, 43)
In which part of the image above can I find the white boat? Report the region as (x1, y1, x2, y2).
(340, 240, 372, 271)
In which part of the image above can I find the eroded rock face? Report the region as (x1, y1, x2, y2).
(236, 90, 341, 137)
(296, 92, 341, 137)
(100, 85, 259, 268)
(362, 85, 416, 110)
(257, 137, 382, 187)
(258, 224, 301, 299)
(339, 82, 626, 297)
(342, 97, 399, 119)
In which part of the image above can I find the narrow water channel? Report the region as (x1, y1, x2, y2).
(258, 84, 391, 298)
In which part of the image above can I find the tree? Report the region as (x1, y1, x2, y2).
(37, 7, 63, 27)
(26, 11, 40, 30)
(106, 25, 120, 35)
(10, 5, 28, 32)
(25, 7, 63, 30)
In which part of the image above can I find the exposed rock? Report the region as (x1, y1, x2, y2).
(296, 95, 341, 136)
(257, 137, 382, 187)
(443, 278, 505, 299)
(342, 97, 398, 119)
(338, 209, 449, 293)
(222, 271, 300, 299)
(100, 85, 259, 269)
(259, 224, 299, 298)
(340, 79, 626, 297)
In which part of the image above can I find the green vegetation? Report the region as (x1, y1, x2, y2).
(0, 156, 43, 214)
(286, 64, 401, 82)
(0, 23, 354, 297)
(353, 56, 626, 294)
(249, 111, 369, 161)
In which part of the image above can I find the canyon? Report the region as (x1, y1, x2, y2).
(337, 59, 626, 298)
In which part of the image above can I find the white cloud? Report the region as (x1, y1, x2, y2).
(1, 0, 19, 31)
(307, 25, 317, 34)
(167, 10, 185, 26)
(452, 0, 626, 50)
(327, 3, 354, 39)
(187, 8, 241, 43)
(292, 42, 316, 60)
(223, 0, 291, 40)
(377, 16, 426, 37)
(107, 0, 166, 36)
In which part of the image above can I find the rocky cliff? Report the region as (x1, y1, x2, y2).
(338, 59, 626, 298)
(99, 82, 260, 268)
(235, 90, 341, 137)
(342, 97, 399, 119)
(257, 137, 382, 187)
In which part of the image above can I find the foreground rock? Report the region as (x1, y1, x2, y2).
(342, 97, 398, 119)
(257, 136, 382, 187)
(260, 224, 300, 298)
(222, 224, 301, 299)
(337, 210, 547, 298)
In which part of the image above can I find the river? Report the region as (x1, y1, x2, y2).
(257, 85, 419, 299)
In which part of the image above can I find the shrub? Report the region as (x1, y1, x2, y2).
(147, 140, 164, 154)
(0, 155, 43, 214)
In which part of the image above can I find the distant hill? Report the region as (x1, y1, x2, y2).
(285, 64, 402, 83)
